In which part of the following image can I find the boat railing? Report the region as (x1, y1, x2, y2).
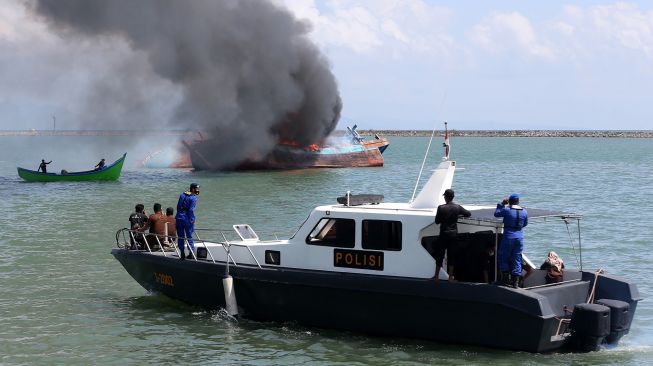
(114, 228, 262, 269)
(195, 228, 292, 241)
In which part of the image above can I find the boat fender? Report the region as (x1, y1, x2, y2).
(569, 303, 610, 352)
(222, 275, 239, 318)
(595, 299, 630, 344)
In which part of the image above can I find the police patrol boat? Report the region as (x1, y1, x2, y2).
(112, 125, 640, 353)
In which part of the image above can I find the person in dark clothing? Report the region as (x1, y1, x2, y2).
(94, 158, 106, 170)
(176, 183, 200, 259)
(432, 188, 471, 282)
(128, 204, 148, 249)
(38, 159, 52, 173)
(494, 193, 529, 288)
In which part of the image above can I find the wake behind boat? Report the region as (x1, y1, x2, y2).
(17, 153, 126, 182)
(111, 128, 640, 352)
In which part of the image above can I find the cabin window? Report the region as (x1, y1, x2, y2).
(306, 218, 355, 248)
(362, 220, 402, 251)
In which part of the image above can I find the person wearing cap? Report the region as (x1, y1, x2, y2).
(494, 193, 529, 288)
(433, 188, 471, 282)
(176, 183, 200, 260)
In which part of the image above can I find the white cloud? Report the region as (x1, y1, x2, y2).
(587, 2, 653, 58)
(468, 11, 556, 61)
(283, 0, 457, 57)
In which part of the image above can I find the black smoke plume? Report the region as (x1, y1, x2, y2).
(30, 0, 341, 169)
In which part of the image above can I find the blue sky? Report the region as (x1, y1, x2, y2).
(1, 1, 652, 130)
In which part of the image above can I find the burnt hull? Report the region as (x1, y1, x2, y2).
(187, 142, 384, 171)
(111, 249, 639, 352)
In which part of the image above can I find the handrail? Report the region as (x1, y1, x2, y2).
(115, 228, 262, 268)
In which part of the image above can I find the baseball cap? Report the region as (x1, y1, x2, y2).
(190, 183, 200, 190)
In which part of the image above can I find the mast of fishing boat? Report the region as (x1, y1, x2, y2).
(409, 122, 456, 209)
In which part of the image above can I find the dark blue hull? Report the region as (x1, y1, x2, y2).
(111, 249, 639, 352)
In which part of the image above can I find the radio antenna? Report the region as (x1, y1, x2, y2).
(409, 93, 447, 203)
(410, 125, 437, 203)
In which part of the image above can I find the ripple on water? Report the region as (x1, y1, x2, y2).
(1, 136, 652, 364)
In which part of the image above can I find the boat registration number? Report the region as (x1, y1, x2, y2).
(154, 272, 175, 287)
(334, 249, 383, 271)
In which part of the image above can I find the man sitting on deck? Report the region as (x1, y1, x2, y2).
(128, 204, 148, 249)
(142, 203, 165, 249)
(162, 207, 177, 247)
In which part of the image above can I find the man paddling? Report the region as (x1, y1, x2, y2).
(38, 159, 52, 173)
(176, 183, 200, 260)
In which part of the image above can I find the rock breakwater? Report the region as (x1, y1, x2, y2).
(356, 130, 653, 138)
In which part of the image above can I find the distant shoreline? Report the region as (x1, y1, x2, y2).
(1, 129, 652, 138)
(356, 129, 653, 138)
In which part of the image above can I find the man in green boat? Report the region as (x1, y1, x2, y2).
(94, 158, 106, 170)
(38, 159, 52, 173)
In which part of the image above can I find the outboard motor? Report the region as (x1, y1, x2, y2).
(595, 299, 630, 344)
(569, 303, 611, 352)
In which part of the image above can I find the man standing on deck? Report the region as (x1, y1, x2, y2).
(176, 183, 200, 260)
(38, 159, 51, 173)
(494, 193, 528, 288)
(433, 189, 471, 282)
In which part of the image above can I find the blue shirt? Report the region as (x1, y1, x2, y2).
(176, 191, 197, 224)
(494, 203, 528, 239)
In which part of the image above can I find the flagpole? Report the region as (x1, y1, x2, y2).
(443, 121, 450, 160)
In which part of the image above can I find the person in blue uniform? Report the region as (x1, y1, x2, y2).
(176, 183, 200, 260)
(494, 193, 528, 288)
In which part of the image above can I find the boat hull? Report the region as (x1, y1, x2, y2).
(17, 154, 126, 182)
(111, 249, 616, 352)
(187, 141, 384, 171)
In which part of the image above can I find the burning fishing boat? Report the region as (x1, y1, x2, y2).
(185, 138, 384, 171)
(142, 126, 389, 170)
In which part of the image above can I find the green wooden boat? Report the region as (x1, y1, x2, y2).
(17, 153, 126, 182)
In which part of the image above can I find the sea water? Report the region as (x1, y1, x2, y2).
(0, 135, 651, 365)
